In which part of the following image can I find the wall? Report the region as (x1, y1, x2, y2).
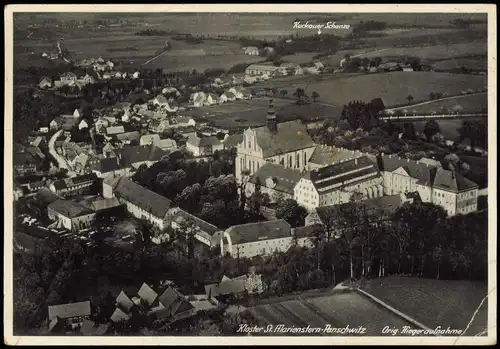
(71, 213, 96, 232)
(122, 200, 166, 230)
(48, 208, 72, 230)
(231, 237, 294, 258)
(455, 188, 478, 215)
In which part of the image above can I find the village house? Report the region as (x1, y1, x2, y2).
(78, 119, 89, 130)
(204, 93, 220, 106)
(165, 207, 222, 247)
(47, 199, 96, 232)
(38, 76, 53, 89)
(219, 219, 292, 258)
(220, 91, 236, 103)
(106, 126, 125, 137)
(190, 91, 207, 108)
(48, 301, 91, 332)
(14, 145, 43, 176)
(223, 133, 243, 150)
(148, 119, 171, 134)
(171, 116, 196, 128)
(294, 156, 384, 212)
(307, 145, 365, 170)
(60, 72, 78, 84)
(49, 173, 98, 197)
(186, 134, 224, 157)
(245, 64, 280, 77)
(205, 268, 264, 300)
(102, 176, 172, 229)
(116, 131, 141, 145)
(149, 286, 196, 321)
(228, 86, 252, 100)
(235, 100, 317, 181)
(244, 46, 260, 56)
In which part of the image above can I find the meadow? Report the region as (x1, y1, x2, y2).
(360, 277, 488, 336)
(405, 92, 488, 115)
(433, 57, 488, 71)
(249, 291, 417, 336)
(410, 117, 486, 141)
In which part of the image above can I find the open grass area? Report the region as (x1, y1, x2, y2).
(409, 118, 486, 141)
(146, 53, 263, 72)
(360, 276, 488, 336)
(433, 57, 488, 71)
(249, 290, 417, 336)
(405, 93, 488, 115)
(182, 97, 341, 130)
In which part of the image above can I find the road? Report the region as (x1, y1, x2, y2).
(142, 49, 170, 66)
(380, 112, 487, 121)
(48, 129, 77, 177)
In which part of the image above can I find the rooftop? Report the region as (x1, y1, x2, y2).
(249, 163, 302, 195)
(48, 301, 91, 321)
(225, 219, 292, 245)
(48, 199, 95, 218)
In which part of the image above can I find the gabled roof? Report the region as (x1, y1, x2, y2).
(111, 177, 172, 218)
(253, 120, 316, 158)
(309, 145, 362, 166)
(48, 199, 95, 218)
(187, 134, 222, 148)
(115, 144, 167, 166)
(155, 286, 194, 318)
(91, 197, 122, 211)
(223, 134, 243, 148)
(110, 307, 130, 323)
(116, 131, 141, 142)
(92, 157, 122, 173)
(225, 219, 292, 245)
(169, 208, 220, 236)
(304, 156, 379, 192)
(379, 154, 438, 186)
(137, 283, 158, 306)
(433, 168, 478, 192)
(140, 134, 161, 146)
(249, 163, 302, 195)
(106, 126, 125, 135)
(48, 301, 91, 321)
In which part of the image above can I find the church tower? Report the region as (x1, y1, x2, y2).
(266, 99, 277, 133)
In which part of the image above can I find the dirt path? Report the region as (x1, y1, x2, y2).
(142, 49, 169, 66)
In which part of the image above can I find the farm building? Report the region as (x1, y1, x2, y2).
(246, 163, 303, 203)
(245, 64, 280, 77)
(244, 46, 260, 56)
(204, 93, 220, 106)
(220, 91, 236, 103)
(38, 76, 52, 89)
(186, 134, 223, 157)
(47, 199, 96, 232)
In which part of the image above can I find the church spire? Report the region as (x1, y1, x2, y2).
(267, 99, 277, 133)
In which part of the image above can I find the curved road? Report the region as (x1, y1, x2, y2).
(48, 129, 77, 177)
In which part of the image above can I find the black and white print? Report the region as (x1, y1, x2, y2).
(5, 4, 496, 345)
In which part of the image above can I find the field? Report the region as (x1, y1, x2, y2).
(183, 97, 342, 129)
(403, 93, 488, 115)
(255, 72, 487, 108)
(433, 57, 488, 71)
(360, 277, 489, 336)
(249, 290, 418, 336)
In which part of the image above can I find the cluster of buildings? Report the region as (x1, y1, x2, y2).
(188, 86, 253, 108)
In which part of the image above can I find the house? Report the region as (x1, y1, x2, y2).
(114, 72, 123, 79)
(303, 66, 321, 75)
(81, 74, 95, 84)
(14, 182, 24, 201)
(132, 71, 140, 79)
(48, 301, 91, 331)
(91, 157, 126, 178)
(14, 145, 43, 176)
(78, 119, 89, 130)
(149, 119, 171, 134)
(229, 86, 252, 100)
(204, 93, 220, 106)
(246, 163, 303, 203)
(39, 126, 49, 133)
(151, 95, 179, 112)
(49, 173, 98, 197)
(378, 154, 479, 216)
(402, 65, 414, 72)
(60, 72, 77, 84)
(244, 46, 260, 56)
(140, 134, 161, 146)
(190, 92, 207, 108)
(245, 64, 280, 77)
(107, 60, 114, 69)
(116, 131, 141, 144)
(50, 117, 64, 130)
(150, 286, 195, 320)
(186, 134, 224, 157)
(137, 282, 158, 307)
(38, 76, 52, 89)
(47, 199, 96, 232)
(162, 87, 181, 97)
(294, 156, 383, 212)
(106, 126, 125, 136)
(235, 100, 317, 181)
(171, 116, 196, 128)
(314, 61, 325, 70)
(102, 176, 172, 229)
(290, 225, 321, 249)
(166, 207, 222, 247)
(157, 138, 177, 151)
(220, 91, 236, 103)
(220, 219, 292, 258)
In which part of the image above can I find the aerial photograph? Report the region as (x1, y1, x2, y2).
(9, 9, 490, 339)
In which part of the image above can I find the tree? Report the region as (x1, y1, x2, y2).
(424, 120, 441, 141)
(311, 91, 320, 102)
(407, 95, 414, 104)
(429, 92, 436, 100)
(340, 100, 379, 131)
(452, 104, 464, 115)
(402, 122, 417, 140)
(293, 88, 306, 103)
(275, 199, 307, 228)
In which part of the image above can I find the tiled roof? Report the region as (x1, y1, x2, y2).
(309, 146, 363, 166)
(115, 290, 134, 313)
(106, 126, 125, 135)
(48, 199, 95, 218)
(111, 177, 172, 218)
(253, 120, 316, 158)
(91, 197, 122, 211)
(225, 219, 291, 245)
(36, 188, 62, 206)
(433, 168, 478, 192)
(110, 307, 130, 323)
(292, 224, 323, 239)
(304, 156, 379, 192)
(140, 134, 161, 146)
(116, 131, 141, 142)
(115, 145, 168, 166)
(48, 301, 91, 321)
(92, 157, 122, 173)
(378, 154, 436, 186)
(155, 287, 194, 318)
(223, 134, 243, 148)
(249, 163, 302, 195)
(137, 283, 158, 306)
(169, 208, 220, 236)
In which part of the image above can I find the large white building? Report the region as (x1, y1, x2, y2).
(378, 154, 478, 216)
(219, 219, 292, 258)
(235, 101, 317, 181)
(102, 177, 172, 230)
(294, 156, 384, 212)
